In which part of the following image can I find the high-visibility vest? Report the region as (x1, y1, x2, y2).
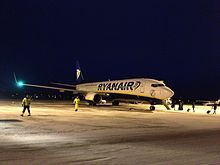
(74, 98, 80, 105)
(74, 98, 80, 109)
(22, 97, 31, 106)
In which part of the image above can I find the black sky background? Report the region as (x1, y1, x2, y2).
(0, 0, 220, 99)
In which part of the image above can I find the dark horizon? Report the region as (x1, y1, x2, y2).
(0, 1, 220, 100)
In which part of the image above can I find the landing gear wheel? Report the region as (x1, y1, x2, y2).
(150, 105, 155, 111)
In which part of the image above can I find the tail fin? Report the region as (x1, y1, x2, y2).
(76, 61, 84, 83)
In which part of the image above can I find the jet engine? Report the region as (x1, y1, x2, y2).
(85, 93, 102, 104)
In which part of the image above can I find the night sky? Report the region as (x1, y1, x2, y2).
(0, 0, 220, 99)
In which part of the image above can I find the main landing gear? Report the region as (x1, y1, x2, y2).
(149, 105, 155, 111)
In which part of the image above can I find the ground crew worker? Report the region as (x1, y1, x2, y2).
(73, 96, 80, 112)
(213, 103, 217, 115)
(21, 95, 31, 116)
(171, 100, 176, 110)
(192, 101, 195, 112)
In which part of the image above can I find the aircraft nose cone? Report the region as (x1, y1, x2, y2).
(167, 88, 174, 98)
(163, 87, 174, 99)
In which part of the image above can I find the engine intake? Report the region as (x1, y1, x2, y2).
(85, 93, 102, 104)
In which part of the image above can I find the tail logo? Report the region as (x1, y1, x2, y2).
(76, 69, 81, 80)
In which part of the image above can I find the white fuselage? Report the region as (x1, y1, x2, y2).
(76, 78, 174, 100)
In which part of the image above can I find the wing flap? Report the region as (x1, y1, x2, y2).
(50, 82, 75, 88)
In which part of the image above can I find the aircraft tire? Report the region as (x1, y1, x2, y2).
(150, 105, 155, 111)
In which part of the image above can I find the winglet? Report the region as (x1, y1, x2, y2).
(13, 72, 18, 83)
(13, 72, 24, 87)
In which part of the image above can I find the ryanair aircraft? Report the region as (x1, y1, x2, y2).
(15, 62, 174, 110)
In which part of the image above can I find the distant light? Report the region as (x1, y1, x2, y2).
(17, 81, 24, 87)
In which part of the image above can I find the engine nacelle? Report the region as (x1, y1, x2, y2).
(85, 93, 102, 104)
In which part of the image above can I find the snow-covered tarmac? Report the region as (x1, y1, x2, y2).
(0, 100, 220, 165)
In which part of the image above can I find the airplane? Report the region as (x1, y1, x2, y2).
(196, 100, 220, 106)
(14, 62, 174, 110)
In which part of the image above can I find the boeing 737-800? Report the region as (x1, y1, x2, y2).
(15, 62, 174, 110)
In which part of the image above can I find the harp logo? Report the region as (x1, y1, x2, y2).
(133, 81, 141, 90)
(150, 90, 156, 96)
(76, 69, 81, 80)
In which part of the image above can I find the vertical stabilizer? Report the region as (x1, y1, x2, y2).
(76, 61, 84, 83)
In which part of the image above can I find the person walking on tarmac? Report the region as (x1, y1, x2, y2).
(213, 103, 217, 115)
(21, 95, 31, 116)
(73, 96, 80, 112)
(192, 101, 195, 112)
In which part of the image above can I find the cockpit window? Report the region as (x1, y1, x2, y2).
(151, 84, 165, 87)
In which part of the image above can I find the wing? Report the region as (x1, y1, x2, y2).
(18, 82, 76, 92)
(14, 72, 76, 92)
